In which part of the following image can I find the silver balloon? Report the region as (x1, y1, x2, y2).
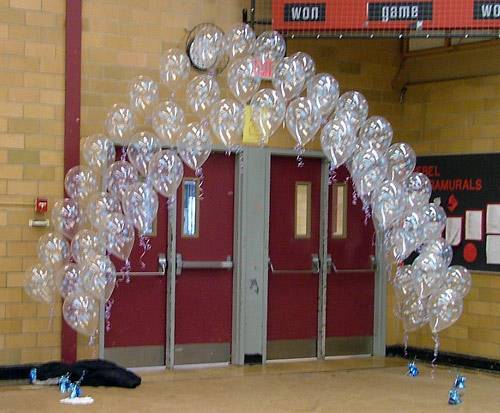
(189, 24, 225, 70)
(351, 147, 388, 197)
(227, 56, 261, 104)
(336, 91, 369, 124)
(127, 131, 161, 177)
(320, 116, 356, 169)
(104, 103, 136, 144)
(159, 48, 191, 91)
(122, 182, 159, 236)
(250, 88, 286, 144)
(387, 142, 416, 182)
(151, 100, 185, 146)
(358, 116, 393, 152)
(428, 289, 463, 333)
(254, 30, 286, 66)
(209, 98, 244, 150)
(80, 254, 117, 301)
(81, 134, 115, 173)
(178, 122, 212, 171)
(24, 263, 55, 303)
(71, 229, 106, 264)
(55, 263, 83, 299)
(128, 75, 159, 117)
(103, 212, 135, 262)
(422, 203, 447, 241)
(307, 73, 339, 118)
(51, 198, 85, 240)
(85, 192, 122, 232)
(105, 160, 139, 202)
(443, 266, 471, 298)
(224, 23, 255, 59)
(186, 75, 221, 118)
(148, 149, 184, 198)
(371, 180, 407, 230)
(290, 51, 316, 82)
(286, 97, 321, 148)
(64, 165, 98, 205)
(404, 172, 432, 209)
(272, 56, 306, 101)
(63, 292, 99, 336)
(38, 232, 70, 271)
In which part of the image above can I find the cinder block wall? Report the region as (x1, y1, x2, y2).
(386, 71, 500, 360)
(0, 0, 65, 365)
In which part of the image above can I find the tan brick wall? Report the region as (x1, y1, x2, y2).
(386, 69, 500, 360)
(0, 0, 65, 365)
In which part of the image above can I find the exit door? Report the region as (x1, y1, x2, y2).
(267, 156, 322, 360)
(326, 165, 375, 356)
(174, 153, 235, 365)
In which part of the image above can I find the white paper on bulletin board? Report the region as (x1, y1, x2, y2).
(486, 235, 500, 265)
(465, 210, 482, 241)
(486, 204, 500, 234)
(446, 217, 462, 246)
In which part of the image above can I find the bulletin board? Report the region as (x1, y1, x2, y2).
(414, 153, 500, 272)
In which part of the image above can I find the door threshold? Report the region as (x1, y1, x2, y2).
(267, 357, 317, 364)
(128, 365, 166, 374)
(174, 362, 230, 370)
(324, 354, 372, 360)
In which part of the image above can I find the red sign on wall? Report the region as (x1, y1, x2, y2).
(272, 1, 500, 32)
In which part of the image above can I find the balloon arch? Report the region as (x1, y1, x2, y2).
(26, 23, 471, 362)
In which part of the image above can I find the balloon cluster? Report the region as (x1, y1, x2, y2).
(25, 22, 470, 348)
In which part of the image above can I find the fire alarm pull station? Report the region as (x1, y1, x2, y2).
(35, 197, 48, 214)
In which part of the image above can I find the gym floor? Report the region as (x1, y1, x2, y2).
(1, 358, 498, 412)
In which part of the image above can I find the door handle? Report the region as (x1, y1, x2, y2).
(175, 253, 233, 276)
(114, 253, 168, 277)
(326, 254, 376, 274)
(268, 254, 320, 274)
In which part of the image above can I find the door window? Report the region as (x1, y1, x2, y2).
(182, 178, 199, 238)
(295, 182, 311, 239)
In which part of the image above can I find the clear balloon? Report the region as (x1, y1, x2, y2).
(422, 203, 447, 241)
(390, 227, 417, 262)
(38, 232, 70, 271)
(332, 107, 366, 132)
(122, 182, 159, 236)
(413, 254, 447, 296)
(401, 293, 429, 332)
(443, 266, 471, 298)
(227, 56, 261, 104)
(186, 75, 221, 119)
(387, 142, 416, 182)
(80, 254, 117, 301)
(51, 198, 85, 240)
(358, 116, 393, 152)
(85, 192, 122, 231)
(71, 229, 106, 263)
(177, 122, 212, 171)
(63, 292, 99, 336)
(336, 91, 369, 124)
(55, 263, 83, 299)
(105, 160, 139, 201)
(428, 289, 463, 333)
(104, 104, 136, 144)
(320, 116, 356, 169)
(64, 165, 98, 205)
(286, 97, 321, 148)
(250, 88, 286, 144)
(371, 180, 407, 230)
(148, 150, 184, 198)
(351, 147, 388, 197)
(404, 172, 432, 209)
(290, 51, 315, 82)
(420, 238, 453, 268)
(224, 23, 256, 59)
(272, 56, 306, 101)
(151, 100, 184, 145)
(254, 30, 286, 66)
(81, 134, 115, 173)
(24, 263, 55, 303)
(127, 131, 161, 177)
(401, 207, 426, 249)
(103, 212, 135, 262)
(128, 75, 159, 117)
(189, 24, 225, 70)
(209, 98, 244, 150)
(307, 73, 339, 118)
(159, 48, 190, 91)
(393, 265, 422, 298)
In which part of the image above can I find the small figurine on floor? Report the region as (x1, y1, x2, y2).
(406, 360, 419, 377)
(448, 388, 463, 405)
(29, 368, 37, 384)
(59, 370, 94, 406)
(453, 374, 466, 390)
(58, 373, 71, 394)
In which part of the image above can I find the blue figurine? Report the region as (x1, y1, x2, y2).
(407, 360, 419, 377)
(69, 382, 82, 399)
(29, 368, 37, 384)
(448, 388, 463, 405)
(453, 374, 466, 390)
(59, 373, 71, 394)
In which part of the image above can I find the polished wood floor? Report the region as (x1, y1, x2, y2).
(1, 357, 498, 412)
